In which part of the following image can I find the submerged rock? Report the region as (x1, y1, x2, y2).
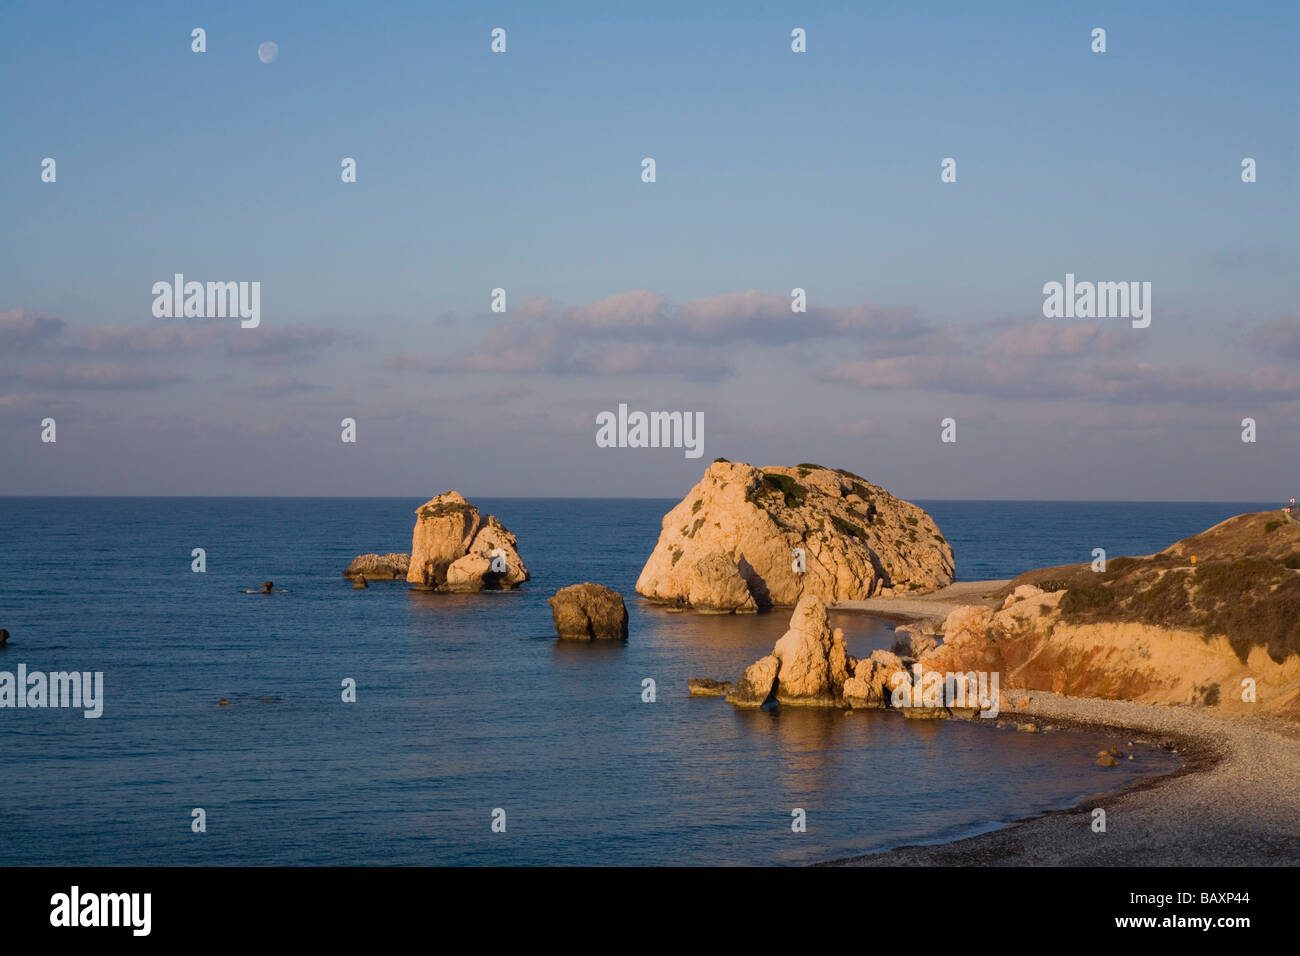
(548, 583, 628, 639)
(636, 461, 953, 613)
(687, 678, 734, 697)
(406, 492, 528, 592)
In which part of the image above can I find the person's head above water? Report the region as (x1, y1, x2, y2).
(262, 581, 274, 593)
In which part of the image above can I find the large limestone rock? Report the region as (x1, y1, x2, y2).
(406, 492, 528, 591)
(686, 553, 758, 613)
(636, 461, 953, 613)
(343, 553, 410, 580)
(548, 583, 629, 639)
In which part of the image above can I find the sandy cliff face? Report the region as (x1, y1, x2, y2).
(924, 513, 1300, 718)
(636, 461, 954, 612)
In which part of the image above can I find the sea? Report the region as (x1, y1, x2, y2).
(0, 499, 1269, 866)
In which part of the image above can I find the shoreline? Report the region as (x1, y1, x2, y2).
(819, 689, 1300, 866)
(823, 583, 1300, 866)
(833, 579, 1010, 625)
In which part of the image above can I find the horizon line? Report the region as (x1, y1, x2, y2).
(0, 495, 1284, 504)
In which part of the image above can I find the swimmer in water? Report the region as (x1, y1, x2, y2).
(244, 581, 287, 594)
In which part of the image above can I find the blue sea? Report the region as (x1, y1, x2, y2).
(0, 499, 1267, 866)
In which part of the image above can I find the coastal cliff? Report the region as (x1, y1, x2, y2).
(921, 512, 1300, 717)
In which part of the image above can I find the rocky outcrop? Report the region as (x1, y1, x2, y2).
(723, 595, 900, 708)
(842, 650, 909, 709)
(344, 553, 410, 580)
(890, 625, 938, 660)
(548, 583, 628, 639)
(405, 492, 528, 591)
(769, 596, 846, 705)
(636, 461, 953, 613)
(725, 655, 780, 708)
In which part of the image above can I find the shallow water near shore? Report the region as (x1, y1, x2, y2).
(0, 498, 1267, 865)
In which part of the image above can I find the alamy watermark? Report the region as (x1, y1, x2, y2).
(1042, 273, 1150, 328)
(152, 273, 260, 328)
(891, 664, 1000, 718)
(595, 403, 703, 459)
(0, 664, 104, 718)
(50, 886, 150, 936)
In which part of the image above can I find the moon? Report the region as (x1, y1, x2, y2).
(257, 41, 278, 64)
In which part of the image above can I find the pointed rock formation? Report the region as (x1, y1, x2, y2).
(636, 461, 953, 613)
(723, 595, 903, 709)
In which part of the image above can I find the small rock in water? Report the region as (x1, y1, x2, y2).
(0, 628, 9, 646)
(548, 582, 628, 639)
(261, 581, 274, 594)
(687, 678, 734, 697)
(1017, 722, 1039, 733)
(1097, 753, 1120, 767)
(218, 699, 230, 706)
(353, 575, 368, 589)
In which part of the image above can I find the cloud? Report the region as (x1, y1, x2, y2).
(0, 309, 66, 349)
(831, 418, 876, 438)
(0, 392, 48, 421)
(386, 290, 931, 380)
(68, 321, 342, 367)
(1250, 315, 1300, 360)
(826, 350, 1293, 406)
(9, 362, 188, 390)
(75, 324, 222, 353)
(222, 325, 341, 365)
(249, 376, 328, 399)
(983, 321, 1137, 358)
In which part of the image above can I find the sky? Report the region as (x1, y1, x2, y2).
(2, 0, 1297, 500)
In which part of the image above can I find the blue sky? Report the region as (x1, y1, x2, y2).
(2, 1, 1297, 499)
